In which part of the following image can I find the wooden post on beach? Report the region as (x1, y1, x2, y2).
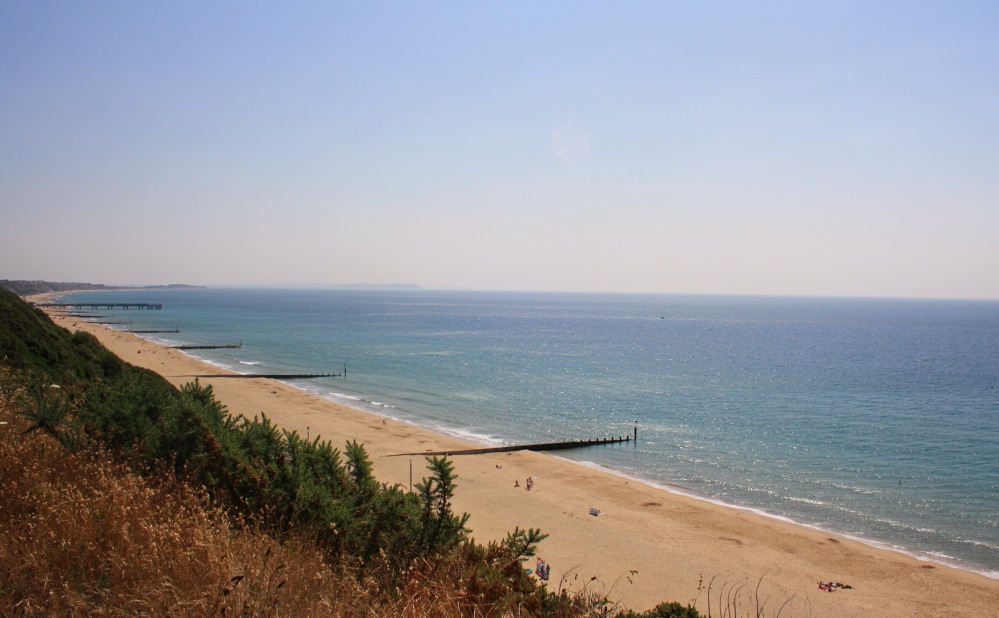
(634, 421, 638, 444)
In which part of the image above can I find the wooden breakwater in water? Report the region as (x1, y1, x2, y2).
(128, 329, 180, 333)
(181, 372, 342, 380)
(40, 302, 163, 310)
(170, 343, 243, 350)
(391, 434, 634, 457)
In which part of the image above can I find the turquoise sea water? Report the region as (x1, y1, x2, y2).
(60, 288, 999, 577)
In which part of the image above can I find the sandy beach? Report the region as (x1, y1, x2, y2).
(36, 298, 999, 617)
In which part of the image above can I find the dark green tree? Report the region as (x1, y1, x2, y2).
(416, 456, 470, 556)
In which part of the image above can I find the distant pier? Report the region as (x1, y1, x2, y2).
(181, 372, 343, 379)
(41, 302, 163, 310)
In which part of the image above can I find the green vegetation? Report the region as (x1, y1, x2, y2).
(0, 289, 140, 384)
(618, 602, 701, 618)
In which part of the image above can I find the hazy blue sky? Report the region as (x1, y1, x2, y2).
(3, 2, 998, 298)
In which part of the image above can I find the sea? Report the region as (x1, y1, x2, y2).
(57, 288, 999, 578)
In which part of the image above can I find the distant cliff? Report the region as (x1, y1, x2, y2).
(0, 280, 205, 296)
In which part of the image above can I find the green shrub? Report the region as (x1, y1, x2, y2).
(618, 601, 700, 618)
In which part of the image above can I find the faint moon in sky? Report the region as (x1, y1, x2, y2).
(552, 121, 591, 163)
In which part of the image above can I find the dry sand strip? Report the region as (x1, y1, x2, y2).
(34, 296, 999, 617)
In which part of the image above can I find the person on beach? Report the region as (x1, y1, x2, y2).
(526, 476, 534, 490)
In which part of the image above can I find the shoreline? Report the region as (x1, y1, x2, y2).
(279, 362, 999, 584)
(305, 376, 999, 583)
(32, 293, 999, 616)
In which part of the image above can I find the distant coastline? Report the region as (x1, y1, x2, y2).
(0, 280, 206, 297)
(249, 282, 424, 291)
(0, 280, 428, 297)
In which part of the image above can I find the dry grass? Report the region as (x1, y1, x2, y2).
(0, 390, 351, 616)
(0, 383, 606, 617)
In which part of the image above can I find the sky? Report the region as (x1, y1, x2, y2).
(2, 2, 998, 299)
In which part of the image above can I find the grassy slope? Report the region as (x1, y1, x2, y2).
(0, 288, 171, 389)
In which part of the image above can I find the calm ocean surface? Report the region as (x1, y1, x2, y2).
(60, 288, 999, 577)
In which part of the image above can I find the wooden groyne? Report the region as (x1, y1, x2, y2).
(41, 302, 163, 310)
(128, 329, 180, 333)
(171, 343, 243, 350)
(182, 372, 342, 380)
(391, 434, 634, 457)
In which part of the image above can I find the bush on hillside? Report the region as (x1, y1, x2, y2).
(0, 288, 146, 386)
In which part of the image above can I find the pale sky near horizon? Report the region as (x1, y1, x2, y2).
(2, 2, 998, 299)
